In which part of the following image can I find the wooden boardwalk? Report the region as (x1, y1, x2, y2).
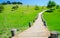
(12, 10, 50, 38)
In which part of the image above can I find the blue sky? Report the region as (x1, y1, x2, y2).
(0, 0, 60, 6)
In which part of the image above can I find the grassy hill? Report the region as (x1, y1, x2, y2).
(0, 5, 45, 38)
(43, 8, 60, 32)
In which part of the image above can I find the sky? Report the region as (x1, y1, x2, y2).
(0, 0, 60, 6)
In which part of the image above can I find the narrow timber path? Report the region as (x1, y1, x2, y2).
(13, 10, 50, 38)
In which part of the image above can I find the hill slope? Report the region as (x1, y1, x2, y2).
(43, 8, 60, 32)
(0, 5, 45, 38)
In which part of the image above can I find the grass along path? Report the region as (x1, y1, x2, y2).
(13, 10, 50, 38)
(43, 9, 60, 32)
(0, 5, 46, 38)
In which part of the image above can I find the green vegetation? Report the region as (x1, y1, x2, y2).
(12, 5, 19, 11)
(35, 5, 39, 10)
(56, 5, 60, 9)
(44, 0, 60, 32)
(43, 8, 60, 32)
(1, 1, 23, 5)
(0, 5, 45, 38)
(0, 5, 4, 13)
(47, 0, 56, 8)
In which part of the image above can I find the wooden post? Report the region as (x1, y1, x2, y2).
(11, 29, 17, 37)
(33, 20, 35, 22)
(49, 31, 58, 38)
(43, 20, 46, 26)
(41, 15, 46, 26)
(29, 22, 31, 27)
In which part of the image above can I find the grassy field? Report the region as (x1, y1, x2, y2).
(0, 4, 45, 38)
(43, 8, 60, 32)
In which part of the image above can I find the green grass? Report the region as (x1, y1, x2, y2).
(0, 5, 45, 38)
(43, 8, 60, 32)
